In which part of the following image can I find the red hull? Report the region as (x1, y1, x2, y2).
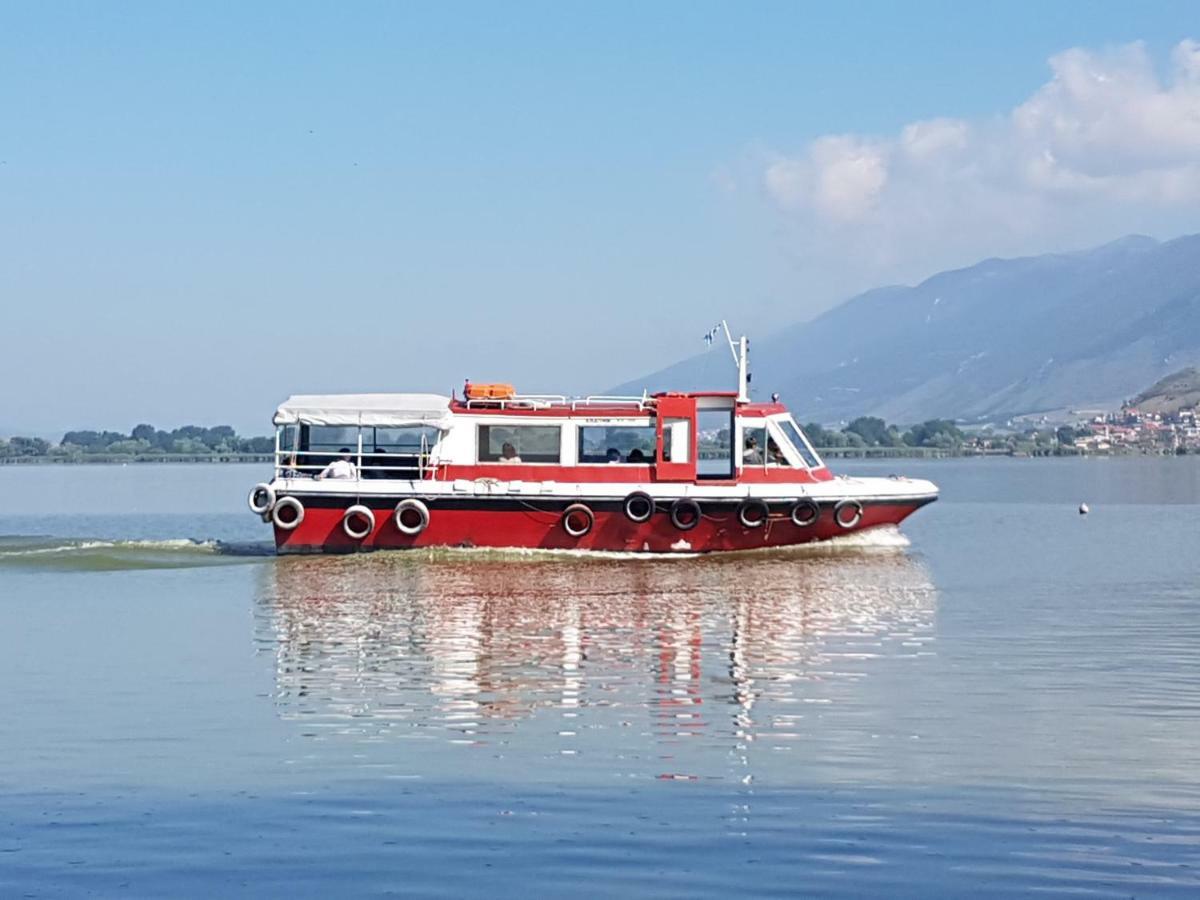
(274, 497, 934, 554)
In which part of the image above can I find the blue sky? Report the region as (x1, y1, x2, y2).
(3, 2, 1198, 434)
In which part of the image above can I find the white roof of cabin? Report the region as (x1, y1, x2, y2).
(273, 393, 453, 428)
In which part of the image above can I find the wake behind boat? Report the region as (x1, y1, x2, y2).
(247, 326, 937, 554)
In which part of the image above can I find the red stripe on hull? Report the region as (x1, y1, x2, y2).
(275, 501, 929, 554)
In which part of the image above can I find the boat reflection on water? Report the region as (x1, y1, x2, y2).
(254, 535, 937, 780)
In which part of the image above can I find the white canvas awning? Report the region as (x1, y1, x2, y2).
(273, 394, 454, 428)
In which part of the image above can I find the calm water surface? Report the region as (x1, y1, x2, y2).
(1, 458, 1199, 897)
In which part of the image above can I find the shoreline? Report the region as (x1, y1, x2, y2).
(0, 453, 273, 466)
(1, 449, 1186, 466)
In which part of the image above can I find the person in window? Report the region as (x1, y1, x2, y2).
(744, 435, 763, 465)
(605, 447, 621, 463)
(627, 448, 646, 463)
(767, 437, 787, 466)
(316, 448, 357, 480)
(368, 447, 388, 479)
(498, 441, 522, 463)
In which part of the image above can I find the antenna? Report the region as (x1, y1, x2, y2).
(704, 319, 750, 402)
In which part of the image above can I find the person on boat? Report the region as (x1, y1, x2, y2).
(316, 448, 357, 480)
(744, 435, 763, 464)
(498, 442, 522, 464)
(367, 447, 388, 479)
(767, 437, 787, 466)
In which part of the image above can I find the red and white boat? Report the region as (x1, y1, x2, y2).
(247, 329, 937, 554)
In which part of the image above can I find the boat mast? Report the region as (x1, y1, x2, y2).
(710, 320, 750, 402)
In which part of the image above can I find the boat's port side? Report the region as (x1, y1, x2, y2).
(268, 489, 937, 554)
(256, 390, 939, 554)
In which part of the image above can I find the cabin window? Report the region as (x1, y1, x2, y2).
(665, 419, 689, 463)
(360, 426, 441, 479)
(778, 418, 822, 468)
(304, 425, 359, 451)
(741, 423, 792, 467)
(577, 425, 656, 464)
(477, 424, 562, 464)
(298, 425, 360, 475)
(369, 426, 440, 453)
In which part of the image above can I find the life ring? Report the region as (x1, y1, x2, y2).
(247, 482, 276, 515)
(669, 498, 701, 531)
(623, 491, 655, 523)
(790, 498, 820, 527)
(343, 504, 375, 540)
(562, 503, 594, 538)
(737, 498, 769, 529)
(834, 499, 863, 530)
(272, 496, 305, 530)
(394, 498, 430, 535)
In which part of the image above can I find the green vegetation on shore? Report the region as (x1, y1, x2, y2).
(804, 417, 965, 450)
(806, 416, 1093, 456)
(0, 414, 1129, 464)
(0, 424, 273, 462)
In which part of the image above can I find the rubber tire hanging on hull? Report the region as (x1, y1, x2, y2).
(623, 491, 655, 523)
(833, 499, 863, 529)
(669, 498, 702, 531)
(737, 498, 770, 529)
(394, 498, 430, 535)
(272, 496, 305, 530)
(343, 504, 375, 540)
(790, 498, 821, 527)
(248, 483, 275, 515)
(562, 503, 594, 538)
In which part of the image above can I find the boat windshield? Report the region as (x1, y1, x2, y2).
(776, 417, 823, 469)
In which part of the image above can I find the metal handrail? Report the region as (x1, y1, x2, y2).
(464, 392, 654, 411)
(275, 448, 433, 479)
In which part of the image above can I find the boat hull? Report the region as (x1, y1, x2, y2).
(272, 494, 937, 555)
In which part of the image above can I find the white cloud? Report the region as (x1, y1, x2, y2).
(757, 40, 1200, 297)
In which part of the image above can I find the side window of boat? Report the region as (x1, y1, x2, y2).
(361, 426, 440, 479)
(477, 424, 562, 463)
(741, 423, 793, 467)
(303, 425, 360, 472)
(577, 425, 657, 464)
(779, 418, 822, 469)
(372, 426, 440, 453)
(305, 426, 359, 451)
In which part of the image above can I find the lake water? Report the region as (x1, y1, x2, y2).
(2, 458, 1199, 897)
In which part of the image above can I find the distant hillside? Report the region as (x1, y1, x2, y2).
(1128, 367, 1200, 416)
(614, 233, 1200, 424)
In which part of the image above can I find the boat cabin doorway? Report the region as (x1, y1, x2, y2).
(695, 397, 735, 480)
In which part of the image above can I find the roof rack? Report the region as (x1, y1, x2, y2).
(462, 392, 655, 411)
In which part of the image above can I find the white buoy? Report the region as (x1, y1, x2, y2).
(1079, 502, 1089, 515)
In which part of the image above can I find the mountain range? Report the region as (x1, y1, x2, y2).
(615, 233, 1200, 424)
(1127, 367, 1200, 417)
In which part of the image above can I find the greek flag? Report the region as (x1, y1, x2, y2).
(703, 325, 721, 346)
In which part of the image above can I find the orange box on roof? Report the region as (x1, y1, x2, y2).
(465, 382, 516, 400)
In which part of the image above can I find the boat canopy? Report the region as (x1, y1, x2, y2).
(273, 393, 454, 429)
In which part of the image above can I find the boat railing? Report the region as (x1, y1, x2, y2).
(463, 393, 653, 411)
(463, 394, 568, 410)
(274, 447, 437, 481)
(574, 395, 651, 410)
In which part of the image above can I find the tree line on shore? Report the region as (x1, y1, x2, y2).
(0, 425, 273, 459)
(804, 417, 1088, 452)
(804, 417, 967, 449)
(0, 415, 1094, 461)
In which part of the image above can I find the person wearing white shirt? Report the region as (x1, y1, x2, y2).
(316, 448, 358, 480)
